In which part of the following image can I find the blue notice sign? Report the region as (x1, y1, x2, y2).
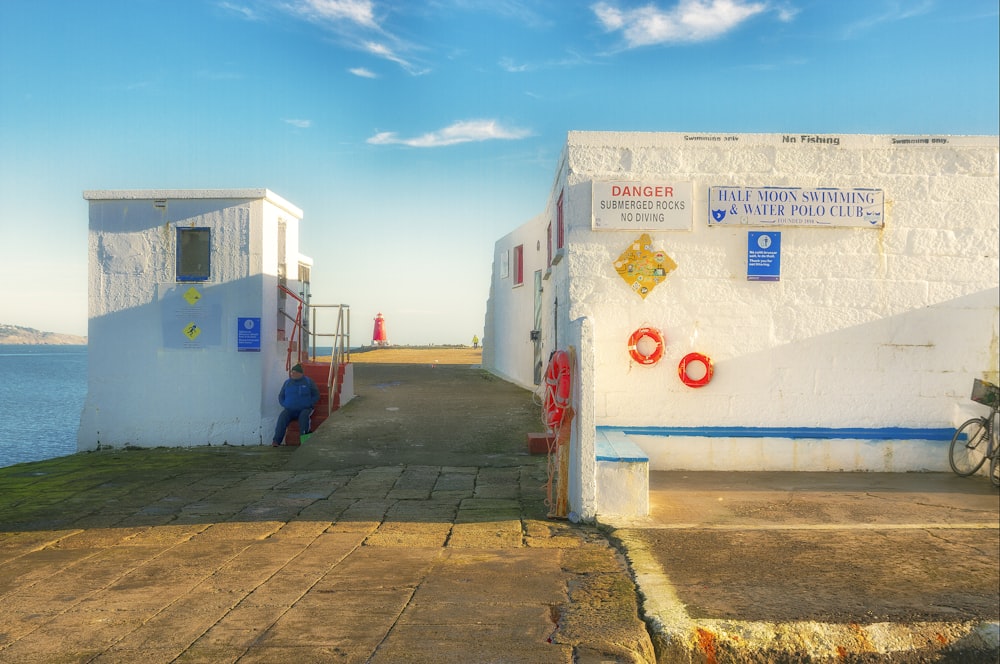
(237, 317, 261, 352)
(747, 231, 781, 281)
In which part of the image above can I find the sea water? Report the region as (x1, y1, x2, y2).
(0, 345, 87, 468)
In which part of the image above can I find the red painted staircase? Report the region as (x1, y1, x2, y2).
(278, 284, 352, 446)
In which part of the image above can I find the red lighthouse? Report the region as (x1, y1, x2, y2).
(372, 312, 389, 346)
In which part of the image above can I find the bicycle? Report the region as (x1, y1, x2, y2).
(949, 378, 999, 486)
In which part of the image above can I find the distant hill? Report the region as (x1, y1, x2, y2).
(0, 324, 87, 345)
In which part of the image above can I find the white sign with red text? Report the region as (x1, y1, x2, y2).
(592, 181, 693, 230)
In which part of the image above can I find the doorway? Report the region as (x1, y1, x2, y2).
(533, 269, 543, 385)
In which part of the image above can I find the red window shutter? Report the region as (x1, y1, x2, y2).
(556, 191, 565, 249)
(514, 244, 524, 286)
(546, 223, 553, 267)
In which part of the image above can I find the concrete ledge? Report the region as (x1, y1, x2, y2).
(595, 429, 649, 518)
(597, 429, 651, 462)
(599, 426, 956, 472)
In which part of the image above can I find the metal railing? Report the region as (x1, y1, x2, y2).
(308, 303, 351, 416)
(279, 285, 350, 416)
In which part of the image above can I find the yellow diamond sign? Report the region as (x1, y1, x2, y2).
(183, 322, 202, 340)
(183, 286, 202, 306)
(614, 233, 677, 299)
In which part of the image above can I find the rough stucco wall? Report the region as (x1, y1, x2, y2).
(80, 191, 301, 450)
(485, 132, 999, 479)
(560, 133, 999, 434)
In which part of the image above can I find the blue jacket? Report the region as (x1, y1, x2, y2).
(279, 376, 320, 411)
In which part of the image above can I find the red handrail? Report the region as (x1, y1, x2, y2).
(278, 284, 305, 305)
(279, 285, 305, 370)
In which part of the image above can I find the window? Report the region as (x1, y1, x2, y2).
(556, 191, 565, 249)
(546, 222, 553, 268)
(513, 244, 524, 286)
(551, 191, 565, 265)
(176, 227, 211, 282)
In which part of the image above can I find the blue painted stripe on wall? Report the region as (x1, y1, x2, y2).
(597, 426, 956, 441)
(596, 453, 650, 462)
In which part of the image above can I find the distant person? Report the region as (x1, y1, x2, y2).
(272, 363, 320, 446)
(472, 335, 479, 349)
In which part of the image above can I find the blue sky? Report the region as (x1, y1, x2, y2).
(1, 0, 997, 344)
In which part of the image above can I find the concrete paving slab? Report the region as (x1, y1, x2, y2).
(313, 547, 443, 591)
(369, 622, 574, 664)
(261, 589, 415, 646)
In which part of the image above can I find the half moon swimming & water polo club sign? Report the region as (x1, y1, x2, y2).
(709, 186, 884, 228)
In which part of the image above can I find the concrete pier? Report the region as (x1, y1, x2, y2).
(0, 350, 996, 662)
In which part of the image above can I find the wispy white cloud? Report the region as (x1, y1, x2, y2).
(285, 0, 379, 29)
(284, 118, 312, 128)
(499, 50, 593, 73)
(218, 1, 263, 21)
(592, 0, 769, 47)
(363, 40, 428, 75)
(269, 0, 425, 73)
(442, 0, 553, 30)
(841, 0, 934, 39)
(499, 57, 533, 73)
(349, 67, 378, 78)
(774, 3, 798, 22)
(367, 119, 532, 147)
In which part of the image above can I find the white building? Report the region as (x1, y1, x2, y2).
(79, 189, 314, 449)
(484, 132, 999, 521)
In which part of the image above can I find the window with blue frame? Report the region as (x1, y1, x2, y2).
(176, 227, 211, 281)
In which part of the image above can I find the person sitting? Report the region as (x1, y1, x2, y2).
(272, 363, 320, 446)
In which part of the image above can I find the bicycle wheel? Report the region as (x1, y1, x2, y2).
(990, 450, 999, 487)
(949, 417, 989, 476)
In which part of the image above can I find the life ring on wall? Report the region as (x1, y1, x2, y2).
(544, 350, 572, 429)
(678, 352, 713, 388)
(628, 327, 665, 365)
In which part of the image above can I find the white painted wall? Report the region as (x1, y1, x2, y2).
(484, 132, 999, 518)
(483, 212, 552, 391)
(79, 189, 308, 449)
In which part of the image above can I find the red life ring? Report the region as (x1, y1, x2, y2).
(678, 352, 713, 388)
(544, 350, 571, 429)
(628, 327, 665, 365)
